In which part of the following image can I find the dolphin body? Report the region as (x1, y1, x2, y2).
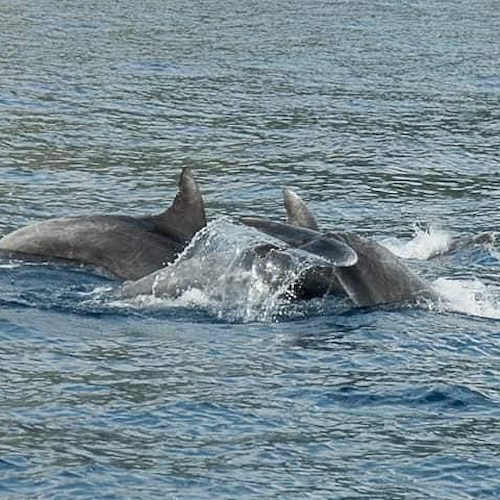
(242, 189, 439, 307)
(0, 168, 206, 280)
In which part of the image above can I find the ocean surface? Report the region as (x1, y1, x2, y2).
(1, 0, 500, 498)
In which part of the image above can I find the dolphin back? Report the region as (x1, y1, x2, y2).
(331, 232, 439, 306)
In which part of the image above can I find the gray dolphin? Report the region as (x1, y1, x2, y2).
(0, 168, 206, 280)
(242, 190, 438, 307)
(118, 239, 307, 301)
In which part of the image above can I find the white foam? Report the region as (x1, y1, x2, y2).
(431, 277, 500, 320)
(381, 225, 455, 260)
(0, 262, 23, 269)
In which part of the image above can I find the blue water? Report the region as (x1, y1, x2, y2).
(1, 0, 500, 498)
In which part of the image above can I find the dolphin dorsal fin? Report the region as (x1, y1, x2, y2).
(155, 168, 206, 242)
(283, 188, 320, 230)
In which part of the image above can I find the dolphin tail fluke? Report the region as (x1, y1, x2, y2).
(156, 168, 207, 242)
(241, 217, 358, 267)
(283, 188, 320, 230)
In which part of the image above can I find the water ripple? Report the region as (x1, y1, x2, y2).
(2, 0, 500, 497)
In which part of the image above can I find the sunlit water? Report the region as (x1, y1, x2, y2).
(1, 0, 500, 498)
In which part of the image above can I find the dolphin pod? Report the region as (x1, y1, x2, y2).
(0, 171, 444, 308)
(119, 188, 348, 301)
(121, 186, 439, 308)
(0, 168, 206, 280)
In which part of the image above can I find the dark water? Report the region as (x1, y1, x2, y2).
(1, 0, 500, 498)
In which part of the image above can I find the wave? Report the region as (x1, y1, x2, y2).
(318, 383, 493, 410)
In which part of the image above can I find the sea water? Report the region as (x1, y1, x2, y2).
(1, 0, 499, 497)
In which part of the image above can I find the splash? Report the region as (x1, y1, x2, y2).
(431, 277, 500, 320)
(114, 218, 325, 323)
(380, 224, 455, 260)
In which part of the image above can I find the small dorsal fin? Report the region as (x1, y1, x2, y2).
(283, 188, 320, 230)
(155, 168, 206, 242)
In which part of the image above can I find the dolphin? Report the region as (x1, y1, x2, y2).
(286, 187, 498, 264)
(242, 191, 438, 307)
(117, 187, 337, 301)
(0, 168, 206, 280)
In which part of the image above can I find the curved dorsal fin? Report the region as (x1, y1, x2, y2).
(155, 168, 206, 242)
(283, 188, 320, 230)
